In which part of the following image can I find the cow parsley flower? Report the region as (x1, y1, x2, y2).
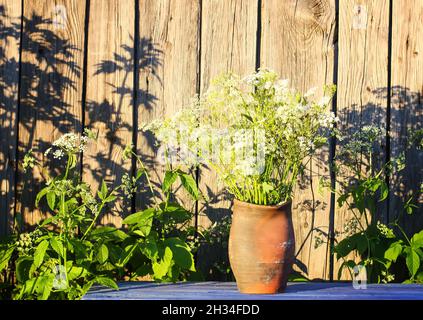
(53, 149, 65, 159)
(143, 69, 336, 205)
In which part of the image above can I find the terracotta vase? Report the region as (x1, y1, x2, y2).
(228, 199, 295, 294)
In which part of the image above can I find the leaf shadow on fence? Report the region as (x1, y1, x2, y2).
(299, 85, 422, 280)
(0, 5, 20, 235)
(84, 35, 162, 224)
(0, 7, 162, 231)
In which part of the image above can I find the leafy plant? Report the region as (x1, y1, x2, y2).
(0, 131, 200, 300)
(143, 69, 337, 205)
(93, 146, 201, 283)
(332, 126, 422, 283)
(0, 130, 122, 299)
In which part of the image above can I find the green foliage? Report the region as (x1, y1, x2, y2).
(333, 126, 422, 284)
(119, 165, 198, 282)
(0, 131, 199, 300)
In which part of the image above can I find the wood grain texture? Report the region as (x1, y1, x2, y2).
(199, 0, 258, 228)
(82, 281, 423, 300)
(335, 0, 390, 280)
(261, 0, 336, 280)
(83, 0, 134, 228)
(136, 0, 199, 213)
(197, 0, 258, 279)
(16, 0, 85, 229)
(389, 0, 423, 234)
(0, 0, 21, 235)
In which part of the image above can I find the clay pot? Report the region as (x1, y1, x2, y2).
(228, 199, 295, 294)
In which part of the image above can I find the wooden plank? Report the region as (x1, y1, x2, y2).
(335, 0, 390, 280)
(389, 0, 423, 234)
(261, 0, 336, 280)
(197, 0, 258, 279)
(83, 281, 423, 300)
(16, 0, 85, 229)
(0, 0, 21, 235)
(83, 0, 134, 228)
(136, 0, 199, 213)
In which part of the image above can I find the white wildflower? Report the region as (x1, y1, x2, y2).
(53, 149, 65, 159)
(52, 133, 78, 152)
(318, 96, 332, 106)
(304, 87, 318, 97)
(263, 81, 273, 90)
(243, 74, 258, 86)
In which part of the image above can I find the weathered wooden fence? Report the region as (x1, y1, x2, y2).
(0, 0, 422, 280)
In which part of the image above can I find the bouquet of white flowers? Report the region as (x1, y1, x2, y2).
(144, 69, 337, 205)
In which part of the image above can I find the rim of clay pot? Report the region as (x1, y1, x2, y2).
(233, 198, 292, 210)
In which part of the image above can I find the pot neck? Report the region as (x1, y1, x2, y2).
(233, 198, 292, 210)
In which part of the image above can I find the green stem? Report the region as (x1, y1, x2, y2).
(82, 202, 105, 240)
(393, 222, 411, 246)
(132, 151, 159, 207)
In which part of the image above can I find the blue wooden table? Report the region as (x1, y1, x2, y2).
(83, 281, 423, 300)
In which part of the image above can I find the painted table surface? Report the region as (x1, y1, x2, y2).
(82, 282, 423, 300)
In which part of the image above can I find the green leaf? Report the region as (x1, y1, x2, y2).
(67, 265, 88, 281)
(405, 247, 420, 277)
(95, 276, 118, 290)
(117, 243, 138, 267)
(179, 173, 199, 200)
(68, 154, 77, 169)
(35, 187, 50, 207)
(379, 182, 389, 201)
(104, 194, 117, 203)
(39, 217, 54, 227)
(81, 281, 94, 297)
(107, 244, 124, 264)
(0, 246, 16, 272)
(162, 170, 178, 192)
(165, 238, 195, 271)
(334, 233, 361, 259)
(384, 241, 403, 262)
(46, 191, 56, 211)
(139, 237, 158, 260)
(123, 208, 155, 225)
(50, 237, 64, 258)
(16, 256, 34, 283)
(160, 203, 192, 224)
(33, 240, 49, 269)
(37, 274, 55, 300)
(69, 238, 89, 257)
(411, 230, 423, 249)
(96, 244, 109, 264)
(356, 234, 368, 255)
(98, 180, 108, 200)
(152, 246, 173, 279)
(90, 226, 128, 241)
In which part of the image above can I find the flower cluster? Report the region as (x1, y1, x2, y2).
(377, 221, 395, 238)
(143, 69, 337, 205)
(44, 128, 96, 160)
(22, 149, 36, 173)
(14, 230, 42, 254)
(121, 172, 138, 198)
